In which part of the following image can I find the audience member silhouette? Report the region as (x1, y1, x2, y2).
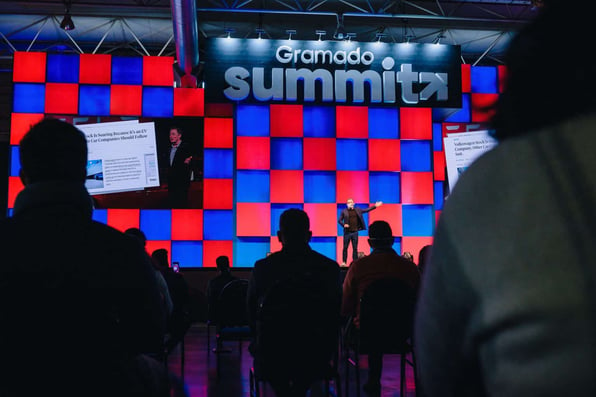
(341, 220, 420, 394)
(415, 2, 596, 396)
(417, 244, 432, 275)
(206, 255, 238, 323)
(0, 118, 167, 397)
(125, 227, 173, 317)
(151, 248, 192, 347)
(247, 208, 341, 396)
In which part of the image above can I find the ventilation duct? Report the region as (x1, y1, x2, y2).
(170, 0, 199, 87)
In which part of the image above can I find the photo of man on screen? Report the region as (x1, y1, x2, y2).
(164, 126, 193, 208)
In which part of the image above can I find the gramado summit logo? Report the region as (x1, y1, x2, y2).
(222, 43, 450, 105)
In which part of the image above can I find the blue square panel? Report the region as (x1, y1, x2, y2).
(13, 83, 45, 113)
(10, 146, 20, 177)
(204, 149, 233, 178)
(236, 237, 270, 267)
(271, 138, 303, 170)
(368, 108, 398, 138)
(47, 54, 79, 83)
(203, 210, 234, 240)
(471, 66, 498, 94)
(401, 140, 431, 172)
(237, 105, 270, 136)
(304, 171, 336, 203)
(142, 87, 173, 117)
(172, 241, 203, 268)
(92, 208, 107, 224)
(432, 123, 443, 152)
(79, 85, 111, 116)
(303, 106, 335, 137)
(336, 139, 368, 171)
(112, 56, 143, 85)
(393, 237, 402, 255)
(270, 203, 303, 235)
(236, 170, 270, 202)
(434, 181, 444, 210)
(445, 94, 471, 123)
(310, 237, 337, 261)
(140, 209, 172, 240)
(369, 172, 400, 204)
(402, 205, 434, 236)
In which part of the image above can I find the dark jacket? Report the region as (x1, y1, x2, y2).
(338, 205, 377, 233)
(164, 140, 193, 190)
(0, 181, 166, 396)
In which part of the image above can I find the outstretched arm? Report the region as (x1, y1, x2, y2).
(362, 201, 383, 213)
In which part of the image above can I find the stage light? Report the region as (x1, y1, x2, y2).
(286, 29, 296, 40)
(60, 1, 75, 31)
(225, 28, 235, 39)
(316, 30, 326, 41)
(255, 28, 265, 40)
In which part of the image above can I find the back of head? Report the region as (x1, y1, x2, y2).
(368, 220, 394, 248)
(151, 248, 169, 269)
(278, 208, 311, 246)
(215, 255, 230, 272)
(491, 0, 593, 140)
(19, 118, 88, 184)
(124, 227, 147, 247)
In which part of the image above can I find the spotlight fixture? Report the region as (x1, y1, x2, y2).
(60, 1, 74, 31)
(286, 29, 296, 40)
(225, 28, 235, 39)
(333, 14, 347, 40)
(434, 34, 445, 45)
(255, 28, 266, 40)
(316, 30, 326, 41)
(345, 33, 356, 42)
(375, 33, 386, 42)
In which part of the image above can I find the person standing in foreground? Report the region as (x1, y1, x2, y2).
(338, 198, 382, 266)
(414, 1, 596, 396)
(0, 118, 167, 397)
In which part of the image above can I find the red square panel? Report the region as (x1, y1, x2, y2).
(368, 139, 401, 171)
(270, 237, 282, 254)
(433, 151, 446, 181)
(45, 83, 79, 115)
(461, 64, 471, 93)
(336, 106, 368, 138)
(336, 235, 369, 265)
(336, 171, 369, 204)
(471, 93, 498, 123)
(203, 179, 233, 209)
(204, 118, 233, 148)
(270, 170, 303, 203)
(270, 104, 303, 137)
(79, 54, 111, 84)
(106, 209, 140, 232)
(498, 65, 507, 93)
(110, 85, 142, 116)
(171, 209, 203, 240)
(401, 172, 434, 204)
(304, 203, 337, 237)
(7, 176, 24, 209)
(236, 203, 271, 237)
(143, 56, 174, 86)
(400, 108, 432, 139)
(13, 52, 46, 83)
(237, 137, 270, 170)
(203, 240, 233, 268)
(303, 138, 336, 170)
(401, 236, 434, 263)
(368, 203, 402, 237)
(10, 113, 45, 145)
(145, 241, 171, 261)
(174, 88, 205, 117)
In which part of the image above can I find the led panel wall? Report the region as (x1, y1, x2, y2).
(9, 54, 499, 267)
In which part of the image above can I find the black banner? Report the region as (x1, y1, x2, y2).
(203, 38, 462, 108)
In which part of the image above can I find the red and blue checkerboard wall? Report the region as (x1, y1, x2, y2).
(8, 52, 504, 267)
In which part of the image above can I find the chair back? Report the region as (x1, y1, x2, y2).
(216, 279, 249, 329)
(357, 277, 416, 354)
(255, 272, 340, 378)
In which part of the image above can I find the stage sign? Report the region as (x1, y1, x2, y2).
(203, 38, 462, 107)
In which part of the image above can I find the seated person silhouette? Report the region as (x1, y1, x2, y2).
(341, 220, 420, 395)
(0, 118, 167, 397)
(206, 255, 237, 323)
(247, 208, 341, 396)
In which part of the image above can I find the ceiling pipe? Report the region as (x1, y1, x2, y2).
(171, 0, 199, 87)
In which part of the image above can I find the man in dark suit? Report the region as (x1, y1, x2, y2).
(164, 126, 193, 208)
(338, 198, 382, 266)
